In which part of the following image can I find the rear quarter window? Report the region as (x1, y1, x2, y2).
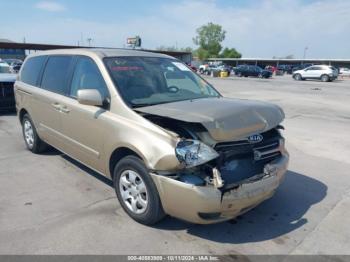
(20, 56, 47, 86)
(41, 56, 73, 95)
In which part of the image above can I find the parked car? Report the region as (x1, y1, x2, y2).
(276, 65, 293, 74)
(10, 63, 22, 73)
(199, 64, 209, 74)
(234, 65, 272, 78)
(185, 63, 197, 72)
(198, 64, 230, 76)
(0, 63, 17, 111)
(265, 65, 277, 74)
(2, 59, 23, 74)
(199, 64, 216, 75)
(15, 49, 289, 225)
(339, 67, 350, 77)
(293, 65, 338, 82)
(206, 64, 231, 77)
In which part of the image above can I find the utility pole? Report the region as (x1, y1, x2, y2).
(303, 46, 308, 59)
(87, 38, 93, 47)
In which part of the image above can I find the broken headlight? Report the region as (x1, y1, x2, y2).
(175, 140, 219, 168)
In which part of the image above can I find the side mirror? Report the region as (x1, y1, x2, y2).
(77, 89, 103, 106)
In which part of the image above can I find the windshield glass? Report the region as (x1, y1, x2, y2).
(104, 56, 220, 107)
(0, 64, 10, 73)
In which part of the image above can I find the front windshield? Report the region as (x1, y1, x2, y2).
(0, 64, 10, 73)
(104, 56, 220, 107)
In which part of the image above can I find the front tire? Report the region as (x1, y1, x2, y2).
(294, 73, 302, 81)
(21, 114, 48, 153)
(113, 156, 165, 225)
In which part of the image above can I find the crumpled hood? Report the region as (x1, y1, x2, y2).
(136, 97, 285, 142)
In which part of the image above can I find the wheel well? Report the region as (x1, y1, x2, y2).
(109, 147, 141, 179)
(19, 109, 28, 123)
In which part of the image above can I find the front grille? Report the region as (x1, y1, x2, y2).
(214, 128, 281, 163)
(0, 82, 15, 109)
(214, 128, 282, 184)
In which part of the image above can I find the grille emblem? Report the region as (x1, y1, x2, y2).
(248, 134, 263, 143)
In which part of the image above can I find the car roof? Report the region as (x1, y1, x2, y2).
(26, 48, 173, 60)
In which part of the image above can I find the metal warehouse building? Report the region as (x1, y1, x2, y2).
(207, 57, 350, 69)
(0, 39, 25, 60)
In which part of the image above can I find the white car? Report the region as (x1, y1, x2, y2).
(0, 62, 11, 74)
(293, 65, 338, 82)
(339, 67, 350, 77)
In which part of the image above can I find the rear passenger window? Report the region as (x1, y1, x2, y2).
(20, 56, 47, 86)
(41, 56, 73, 95)
(70, 57, 109, 99)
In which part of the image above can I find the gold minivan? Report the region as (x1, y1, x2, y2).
(15, 49, 289, 225)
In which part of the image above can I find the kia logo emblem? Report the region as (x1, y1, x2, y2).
(248, 134, 263, 143)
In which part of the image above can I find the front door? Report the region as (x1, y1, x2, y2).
(58, 56, 111, 173)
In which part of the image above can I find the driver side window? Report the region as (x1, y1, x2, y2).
(70, 57, 109, 99)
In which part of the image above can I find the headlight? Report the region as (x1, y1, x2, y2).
(175, 140, 219, 168)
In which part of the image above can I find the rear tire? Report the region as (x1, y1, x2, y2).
(321, 74, 330, 82)
(113, 155, 165, 225)
(21, 113, 48, 153)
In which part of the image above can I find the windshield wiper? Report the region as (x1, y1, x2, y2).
(131, 103, 158, 108)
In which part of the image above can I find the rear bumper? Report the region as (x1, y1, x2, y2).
(151, 152, 289, 224)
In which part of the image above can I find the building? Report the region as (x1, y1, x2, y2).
(0, 39, 26, 60)
(207, 57, 350, 69)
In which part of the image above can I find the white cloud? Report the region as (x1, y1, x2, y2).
(35, 1, 66, 12)
(3, 0, 350, 58)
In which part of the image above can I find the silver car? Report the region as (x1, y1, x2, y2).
(293, 65, 338, 82)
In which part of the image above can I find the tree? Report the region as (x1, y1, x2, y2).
(193, 22, 226, 59)
(219, 47, 241, 58)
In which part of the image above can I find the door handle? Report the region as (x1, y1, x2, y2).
(51, 102, 61, 111)
(60, 105, 70, 114)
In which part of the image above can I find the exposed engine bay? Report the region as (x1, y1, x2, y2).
(140, 113, 285, 194)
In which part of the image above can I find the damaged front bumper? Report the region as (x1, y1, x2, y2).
(151, 152, 289, 224)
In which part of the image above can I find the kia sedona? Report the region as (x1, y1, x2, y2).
(15, 49, 289, 225)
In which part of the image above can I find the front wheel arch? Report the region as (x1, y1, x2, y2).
(19, 108, 28, 123)
(109, 147, 143, 179)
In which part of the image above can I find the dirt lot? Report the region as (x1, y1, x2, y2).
(0, 75, 349, 255)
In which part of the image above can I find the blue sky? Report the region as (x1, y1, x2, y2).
(1, 0, 349, 58)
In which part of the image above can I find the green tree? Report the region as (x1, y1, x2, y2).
(219, 47, 242, 58)
(193, 22, 226, 59)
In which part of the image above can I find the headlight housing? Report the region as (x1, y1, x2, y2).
(175, 140, 219, 168)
